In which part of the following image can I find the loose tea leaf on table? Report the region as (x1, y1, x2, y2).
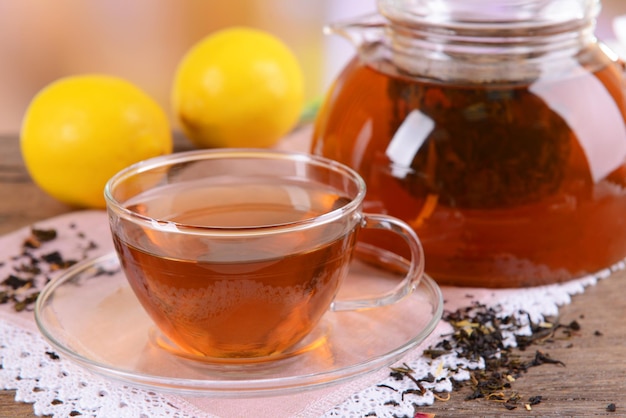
(383, 302, 580, 412)
(0, 224, 99, 312)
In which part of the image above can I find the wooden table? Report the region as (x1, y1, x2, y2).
(1, 134, 625, 417)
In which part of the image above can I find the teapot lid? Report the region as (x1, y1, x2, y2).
(377, 0, 600, 29)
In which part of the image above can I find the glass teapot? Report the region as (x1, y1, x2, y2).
(311, 0, 626, 287)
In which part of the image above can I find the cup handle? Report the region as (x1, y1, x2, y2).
(330, 214, 425, 311)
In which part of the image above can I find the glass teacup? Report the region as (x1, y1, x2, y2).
(104, 149, 424, 361)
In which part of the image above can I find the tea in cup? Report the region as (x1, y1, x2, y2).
(104, 149, 424, 361)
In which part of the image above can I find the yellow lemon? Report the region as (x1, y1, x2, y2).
(21, 75, 173, 208)
(172, 27, 304, 148)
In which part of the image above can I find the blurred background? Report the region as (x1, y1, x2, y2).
(1, 0, 625, 135)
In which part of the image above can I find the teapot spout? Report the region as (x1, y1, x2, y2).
(323, 13, 387, 49)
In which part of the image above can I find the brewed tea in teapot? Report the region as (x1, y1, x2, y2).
(312, 0, 626, 287)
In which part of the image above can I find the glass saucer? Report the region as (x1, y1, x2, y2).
(35, 251, 443, 397)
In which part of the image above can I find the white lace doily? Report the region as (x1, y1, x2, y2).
(0, 210, 617, 418)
